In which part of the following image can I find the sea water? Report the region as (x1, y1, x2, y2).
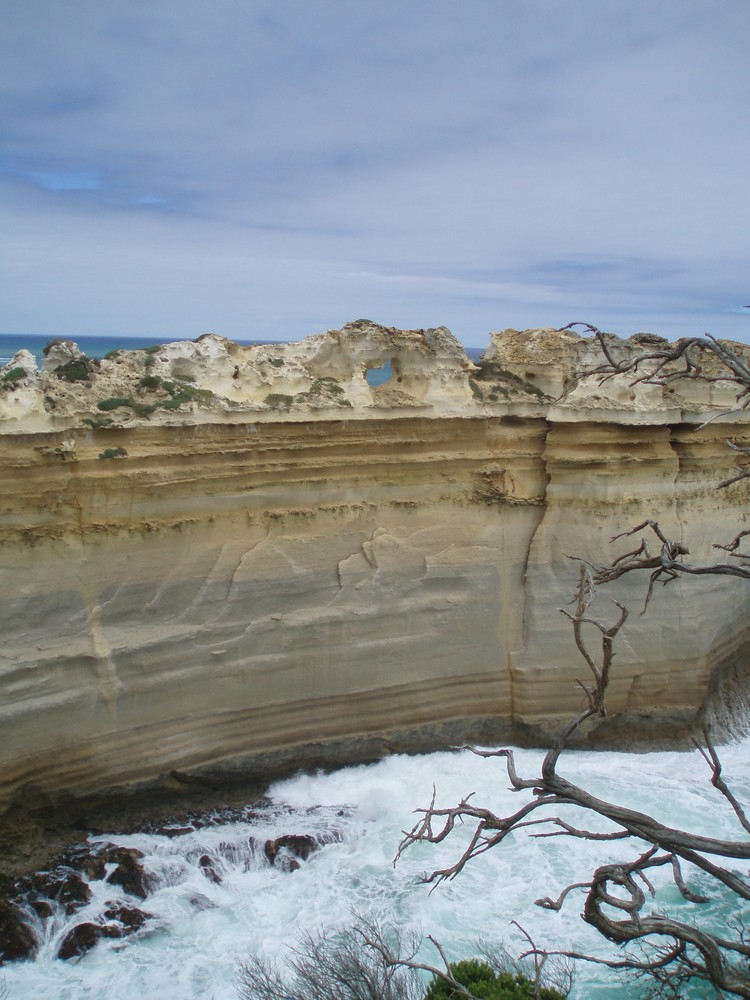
(3, 739, 749, 999)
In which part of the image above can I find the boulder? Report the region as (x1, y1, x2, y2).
(264, 834, 318, 869)
(0, 899, 35, 963)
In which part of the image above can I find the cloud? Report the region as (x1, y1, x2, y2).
(1, 0, 749, 345)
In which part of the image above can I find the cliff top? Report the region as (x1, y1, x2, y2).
(1, 319, 748, 433)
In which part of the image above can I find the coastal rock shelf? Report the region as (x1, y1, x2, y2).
(1, 321, 749, 822)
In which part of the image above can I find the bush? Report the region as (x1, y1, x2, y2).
(159, 385, 214, 409)
(82, 416, 114, 429)
(237, 926, 420, 1000)
(469, 363, 545, 400)
(53, 356, 96, 382)
(1, 367, 26, 383)
(98, 447, 127, 460)
(424, 959, 565, 1000)
(138, 375, 162, 390)
(269, 358, 285, 367)
(129, 401, 159, 417)
(97, 397, 130, 411)
(264, 392, 294, 408)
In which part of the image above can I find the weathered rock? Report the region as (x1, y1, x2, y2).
(57, 921, 118, 960)
(0, 899, 35, 963)
(103, 904, 150, 932)
(0, 323, 749, 822)
(102, 848, 148, 899)
(198, 855, 222, 884)
(57, 905, 151, 960)
(25, 869, 91, 915)
(264, 834, 318, 868)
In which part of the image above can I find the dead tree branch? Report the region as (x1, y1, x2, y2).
(398, 529, 750, 996)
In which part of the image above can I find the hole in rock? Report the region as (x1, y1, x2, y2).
(365, 359, 394, 387)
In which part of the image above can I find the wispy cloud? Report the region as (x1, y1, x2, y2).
(1, 0, 748, 344)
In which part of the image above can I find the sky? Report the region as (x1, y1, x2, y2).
(1, 1, 749, 348)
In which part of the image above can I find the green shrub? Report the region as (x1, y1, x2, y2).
(103, 349, 122, 361)
(160, 384, 214, 409)
(141, 344, 162, 370)
(269, 358, 285, 367)
(264, 392, 294, 408)
(97, 397, 130, 411)
(53, 356, 96, 382)
(469, 362, 546, 400)
(82, 416, 114, 429)
(129, 400, 159, 417)
(1, 367, 26, 382)
(98, 447, 127, 460)
(139, 374, 162, 390)
(423, 959, 564, 1000)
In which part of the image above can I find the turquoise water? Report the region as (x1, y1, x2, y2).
(3, 740, 749, 999)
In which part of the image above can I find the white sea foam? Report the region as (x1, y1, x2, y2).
(4, 740, 750, 999)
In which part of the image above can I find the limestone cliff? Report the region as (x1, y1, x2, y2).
(1, 321, 749, 819)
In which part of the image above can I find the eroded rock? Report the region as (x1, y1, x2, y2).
(0, 899, 35, 963)
(264, 834, 319, 870)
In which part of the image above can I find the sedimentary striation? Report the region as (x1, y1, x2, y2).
(1, 321, 749, 825)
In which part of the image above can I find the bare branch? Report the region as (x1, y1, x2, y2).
(396, 325, 750, 997)
(694, 727, 750, 836)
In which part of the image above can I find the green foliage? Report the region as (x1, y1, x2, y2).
(141, 344, 162, 370)
(160, 384, 214, 409)
(138, 374, 162, 390)
(97, 396, 130, 411)
(95, 382, 214, 418)
(423, 959, 564, 1000)
(264, 392, 295, 408)
(469, 362, 545, 400)
(292, 377, 350, 407)
(53, 356, 96, 382)
(98, 447, 127, 460)
(1, 367, 26, 382)
(103, 349, 122, 360)
(82, 416, 114, 429)
(129, 400, 159, 417)
(269, 358, 285, 367)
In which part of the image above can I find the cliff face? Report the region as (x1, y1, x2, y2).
(1, 322, 749, 816)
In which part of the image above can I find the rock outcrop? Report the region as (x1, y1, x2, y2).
(1, 321, 749, 827)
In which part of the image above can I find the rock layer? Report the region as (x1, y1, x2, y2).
(1, 322, 749, 819)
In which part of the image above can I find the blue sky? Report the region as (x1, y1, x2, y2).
(1, 1, 749, 346)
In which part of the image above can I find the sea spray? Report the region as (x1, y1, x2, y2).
(4, 740, 750, 999)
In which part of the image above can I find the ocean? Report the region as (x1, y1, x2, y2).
(3, 740, 749, 999)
